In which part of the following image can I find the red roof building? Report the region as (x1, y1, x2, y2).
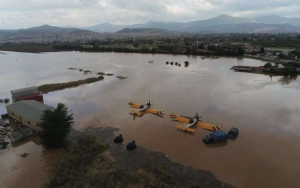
(18, 92, 44, 103)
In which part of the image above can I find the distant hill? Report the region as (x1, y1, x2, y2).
(252, 15, 300, 26)
(85, 23, 130, 33)
(117, 28, 178, 34)
(0, 25, 93, 41)
(85, 14, 300, 33)
(185, 14, 252, 28)
(194, 23, 300, 33)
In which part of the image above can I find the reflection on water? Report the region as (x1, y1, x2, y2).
(204, 140, 228, 149)
(1, 51, 300, 188)
(278, 75, 298, 85)
(0, 136, 65, 188)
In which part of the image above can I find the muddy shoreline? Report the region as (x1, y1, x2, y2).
(62, 127, 233, 188)
(0, 45, 71, 53)
(0, 45, 243, 58)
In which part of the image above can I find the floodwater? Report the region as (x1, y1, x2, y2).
(1, 51, 300, 188)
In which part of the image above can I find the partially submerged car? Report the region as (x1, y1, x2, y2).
(228, 127, 239, 139)
(203, 128, 239, 144)
(203, 131, 228, 144)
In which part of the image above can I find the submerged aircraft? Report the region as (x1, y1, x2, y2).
(128, 101, 164, 117)
(170, 113, 222, 133)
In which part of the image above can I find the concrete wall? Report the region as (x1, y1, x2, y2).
(7, 109, 40, 131)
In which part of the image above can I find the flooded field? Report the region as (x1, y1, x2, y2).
(1, 51, 300, 188)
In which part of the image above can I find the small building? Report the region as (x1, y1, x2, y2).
(6, 100, 54, 131)
(264, 47, 295, 56)
(80, 45, 93, 49)
(11, 86, 39, 103)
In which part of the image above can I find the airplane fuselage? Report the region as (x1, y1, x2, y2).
(184, 118, 199, 128)
(131, 104, 149, 114)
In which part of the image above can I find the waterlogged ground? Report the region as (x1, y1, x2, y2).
(1, 51, 300, 188)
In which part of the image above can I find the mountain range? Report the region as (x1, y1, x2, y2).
(85, 14, 300, 33)
(0, 14, 300, 42)
(0, 25, 93, 41)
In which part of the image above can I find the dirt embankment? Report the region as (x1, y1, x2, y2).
(38, 77, 104, 93)
(44, 127, 233, 188)
(0, 45, 69, 53)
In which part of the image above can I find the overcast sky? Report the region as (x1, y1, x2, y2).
(0, 0, 300, 29)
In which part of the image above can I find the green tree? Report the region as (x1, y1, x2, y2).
(151, 48, 157, 53)
(40, 103, 74, 148)
(133, 42, 139, 48)
(264, 62, 272, 69)
(236, 48, 245, 56)
(279, 53, 284, 59)
(164, 38, 171, 44)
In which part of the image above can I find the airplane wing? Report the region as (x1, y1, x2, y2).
(128, 102, 141, 109)
(197, 122, 222, 131)
(170, 114, 190, 123)
(176, 125, 195, 133)
(145, 108, 163, 115)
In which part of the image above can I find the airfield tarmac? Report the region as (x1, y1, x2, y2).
(1, 51, 300, 188)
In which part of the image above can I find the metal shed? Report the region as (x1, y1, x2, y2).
(11, 86, 39, 102)
(6, 100, 54, 131)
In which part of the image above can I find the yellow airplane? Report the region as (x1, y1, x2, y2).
(170, 113, 222, 133)
(128, 101, 164, 117)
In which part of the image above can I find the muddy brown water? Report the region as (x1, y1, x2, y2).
(1, 51, 300, 188)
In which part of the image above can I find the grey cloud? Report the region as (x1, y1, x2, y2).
(0, 0, 299, 29)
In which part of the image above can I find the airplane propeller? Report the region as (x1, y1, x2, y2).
(147, 100, 153, 107)
(195, 113, 202, 121)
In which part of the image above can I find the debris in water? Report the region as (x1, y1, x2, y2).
(10, 165, 18, 172)
(20, 153, 29, 158)
(97, 72, 105, 76)
(83, 70, 92, 74)
(126, 140, 136, 149)
(116, 76, 127, 80)
(114, 134, 123, 143)
(184, 61, 189, 67)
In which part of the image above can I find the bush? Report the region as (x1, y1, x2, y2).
(264, 62, 272, 69)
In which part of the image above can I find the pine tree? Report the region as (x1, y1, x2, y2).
(40, 103, 74, 148)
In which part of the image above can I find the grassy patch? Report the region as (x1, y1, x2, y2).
(44, 135, 229, 188)
(0, 45, 66, 53)
(38, 76, 104, 93)
(44, 136, 175, 188)
(152, 166, 174, 185)
(44, 135, 107, 188)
